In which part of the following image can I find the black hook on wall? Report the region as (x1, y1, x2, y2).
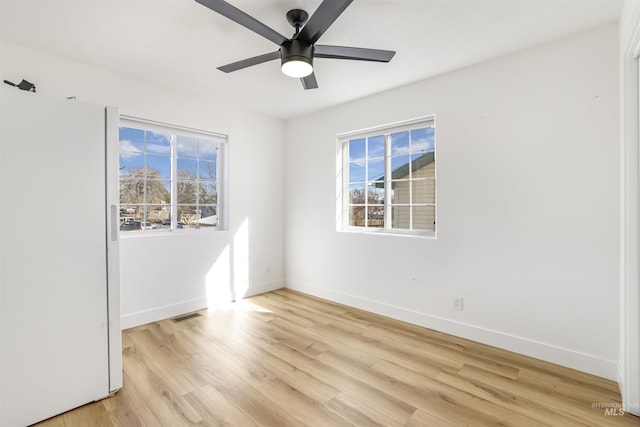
(3, 79, 36, 92)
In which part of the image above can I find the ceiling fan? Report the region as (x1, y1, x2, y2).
(194, 0, 396, 89)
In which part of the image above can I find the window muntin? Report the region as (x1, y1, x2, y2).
(175, 135, 219, 230)
(119, 118, 227, 233)
(340, 117, 435, 235)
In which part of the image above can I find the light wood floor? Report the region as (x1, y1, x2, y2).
(36, 289, 639, 426)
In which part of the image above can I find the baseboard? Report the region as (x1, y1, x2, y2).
(121, 297, 209, 330)
(121, 279, 285, 330)
(618, 350, 640, 416)
(618, 364, 631, 413)
(237, 279, 285, 299)
(286, 280, 618, 381)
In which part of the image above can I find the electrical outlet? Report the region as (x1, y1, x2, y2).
(453, 297, 464, 311)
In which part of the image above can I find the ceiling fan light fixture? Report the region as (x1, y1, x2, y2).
(280, 40, 314, 78)
(281, 58, 313, 78)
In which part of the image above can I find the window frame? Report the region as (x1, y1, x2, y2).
(337, 116, 436, 238)
(118, 115, 228, 235)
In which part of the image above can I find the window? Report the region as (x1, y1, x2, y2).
(118, 117, 227, 233)
(338, 117, 435, 236)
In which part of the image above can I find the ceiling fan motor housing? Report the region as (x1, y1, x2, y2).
(280, 39, 314, 67)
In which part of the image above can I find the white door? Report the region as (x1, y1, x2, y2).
(1, 88, 111, 426)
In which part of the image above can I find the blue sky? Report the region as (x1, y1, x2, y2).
(348, 127, 435, 183)
(119, 127, 219, 183)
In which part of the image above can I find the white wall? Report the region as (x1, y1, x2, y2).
(0, 41, 286, 328)
(284, 24, 620, 379)
(1, 23, 624, 381)
(618, 1, 640, 415)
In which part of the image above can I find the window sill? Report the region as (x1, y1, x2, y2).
(338, 227, 436, 239)
(119, 228, 225, 238)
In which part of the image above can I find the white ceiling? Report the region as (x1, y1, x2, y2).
(1, 0, 623, 120)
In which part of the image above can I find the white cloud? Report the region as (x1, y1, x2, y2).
(146, 142, 170, 155)
(391, 146, 410, 156)
(412, 137, 435, 153)
(368, 145, 385, 157)
(199, 140, 219, 155)
(392, 137, 434, 156)
(176, 140, 198, 157)
(119, 139, 142, 160)
(350, 156, 366, 167)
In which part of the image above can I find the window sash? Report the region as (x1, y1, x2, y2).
(119, 117, 227, 233)
(340, 116, 435, 235)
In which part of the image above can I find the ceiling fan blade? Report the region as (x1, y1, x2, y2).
(195, 0, 288, 46)
(218, 51, 280, 73)
(301, 72, 318, 90)
(315, 45, 396, 62)
(295, 0, 353, 45)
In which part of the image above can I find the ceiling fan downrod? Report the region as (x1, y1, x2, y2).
(286, 9, 309, 36)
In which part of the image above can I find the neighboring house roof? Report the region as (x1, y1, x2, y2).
(198, 215, 217, 226)
(374, 152, 434, 187)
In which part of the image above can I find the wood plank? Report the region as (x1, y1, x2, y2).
(453, 364, 640, 427)
(184, 384, 264, 427)
(62, 402, 112, 427)
(27, 289, 640, 427)
(406, 408, 460, 427)
(325, 392, 404, 427)
(32, 415, 66, 427)
(365, 355, 546, 426)
(122, 347, 203, 426)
